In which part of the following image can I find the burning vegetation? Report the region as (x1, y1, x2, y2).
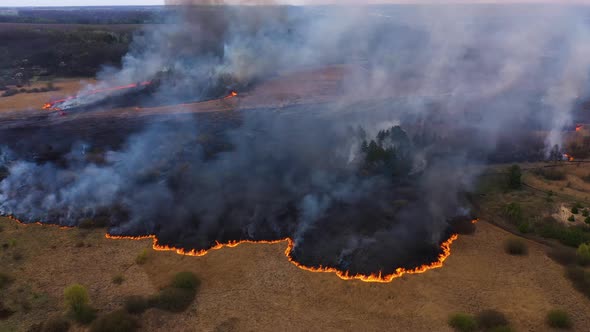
(2, 4, 590, 285)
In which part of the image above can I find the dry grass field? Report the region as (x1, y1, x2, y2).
(1, 216, 590, 332)
(0, 79, 96, 112)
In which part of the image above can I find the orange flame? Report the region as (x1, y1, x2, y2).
(564, 153, 575, 162)
(5, 215, 71, 230)
(224, 91, 238, 99)
(575, 124, 583, 132)
(41, 81, 152, 110)
(4, 213, 472, 283)
(107, 229, 465, 283)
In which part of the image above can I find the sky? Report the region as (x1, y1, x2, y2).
(2, 0, 590, 7)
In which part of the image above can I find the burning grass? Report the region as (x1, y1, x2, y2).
(106, 231, 462, 283)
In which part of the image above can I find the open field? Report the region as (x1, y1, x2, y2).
(0, 78, 96, 112)
(1, 217, 590, 332)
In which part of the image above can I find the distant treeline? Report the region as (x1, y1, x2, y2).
(0, 7, 166, 25)
(0, 25, 139, 87)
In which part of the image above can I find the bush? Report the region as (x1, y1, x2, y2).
(64, 284, 88, 312)
(537, 222, 590, 247)
(0, 272, 13, 289)
(90, 310, 138, 332)
(572, 206, 579, 215)
(135, 249, 149, 265)
(586, 217, 590, 225)
(583, 210, 589, 217)
(448, 313, 477, 332)
(64, 284, 95, 324)
(518, 221, 531, 234)
(568, 215, 576, 222)
(548, 248, 578, 266)
(534, 168, 566, 181)
(476, 310, 509, 329)
(503, 202, 523, 224)
(171, 271, 200, 290)
(546, 310, 572, 329)
(506, 165, 522, 190)
(124, 296, 148, 314)
(112, 274, 124, 285)
(565, 266, 590, 299)
(577, 243, 590, 266)
(504, 238, 528, 256)
(150, 287, 195, 313)
(39, 316, 70, 332)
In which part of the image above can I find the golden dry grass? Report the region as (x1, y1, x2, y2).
(1, 217, 590, 332)
(0, 79, 96, 112)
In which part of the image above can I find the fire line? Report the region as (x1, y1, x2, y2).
(4, 214, 468, 283)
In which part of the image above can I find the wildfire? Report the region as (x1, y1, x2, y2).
(41, 81, 152, 111)
(106, 226, 469, 283)
(564, 153, 575, 162)
(575, 124, 583, 132)
(224, 91, 238, 99)
(5, 215, 71, 230)
(3, 213, 473, 283)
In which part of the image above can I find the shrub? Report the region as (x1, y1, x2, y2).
(506, 165, 522, 190)
(135, 249, 149, 265)
(476, 310, 509, 329)
(583, 209, 589, 217)
(0, 272, 13, 289)
(64, 284, 95, 324)
(112, 274, 124, 285)
(586, 217, 590, 224)
(546, 310, 572, 329)
(548, 248, 578, 266)
(534, 168, 566, 181)
(577, 243, 590, 266)
(171, 271, 200, 290)
(124, 296, 149, 314)
(565, 266, 590, 299)
(504, 238, 528, 256)
(572, 206, 579, 215)
(503, 202, 523, 224)
(568, 215, 576, 222)
(448, 313, 477, 332)
(39, 316, 70, 332)
(150, 287, 195, 313)
(537, 222, 590, 247)
(518, 221, 531, 234)
(90, 310, 138, 332)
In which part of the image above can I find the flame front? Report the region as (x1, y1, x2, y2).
(106, 230, 464, 283)
(575, 124, 583, 132)
(4, 213, 468, 283)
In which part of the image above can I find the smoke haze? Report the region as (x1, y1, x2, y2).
(1, 3, 589, 275)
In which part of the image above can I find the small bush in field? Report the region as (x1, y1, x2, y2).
(476, 310, 509, 329)
(112, 274, 124, 285)
(504, 238, 528, 256)
(135, 249, 149, 265)
(546, 310, 572, 329)
(124, 296, 149, 314)
(448, 313, 477, 332)
(90, 310, 138, 332)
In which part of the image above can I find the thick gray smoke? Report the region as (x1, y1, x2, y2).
(1, 4, 590, 274)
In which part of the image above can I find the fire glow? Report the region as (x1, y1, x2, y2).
(42, 81, 152, 111)
(3, 213, 472, 283)
(106, 230, 465, 283)
(576, 124, 583, 132)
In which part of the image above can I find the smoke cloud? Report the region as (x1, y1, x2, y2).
(1, 3, 589, 275)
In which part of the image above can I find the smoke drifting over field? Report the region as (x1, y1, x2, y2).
(1, 4, 590, 275)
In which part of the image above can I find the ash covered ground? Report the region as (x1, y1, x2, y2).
(1, 3, 590, 276)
